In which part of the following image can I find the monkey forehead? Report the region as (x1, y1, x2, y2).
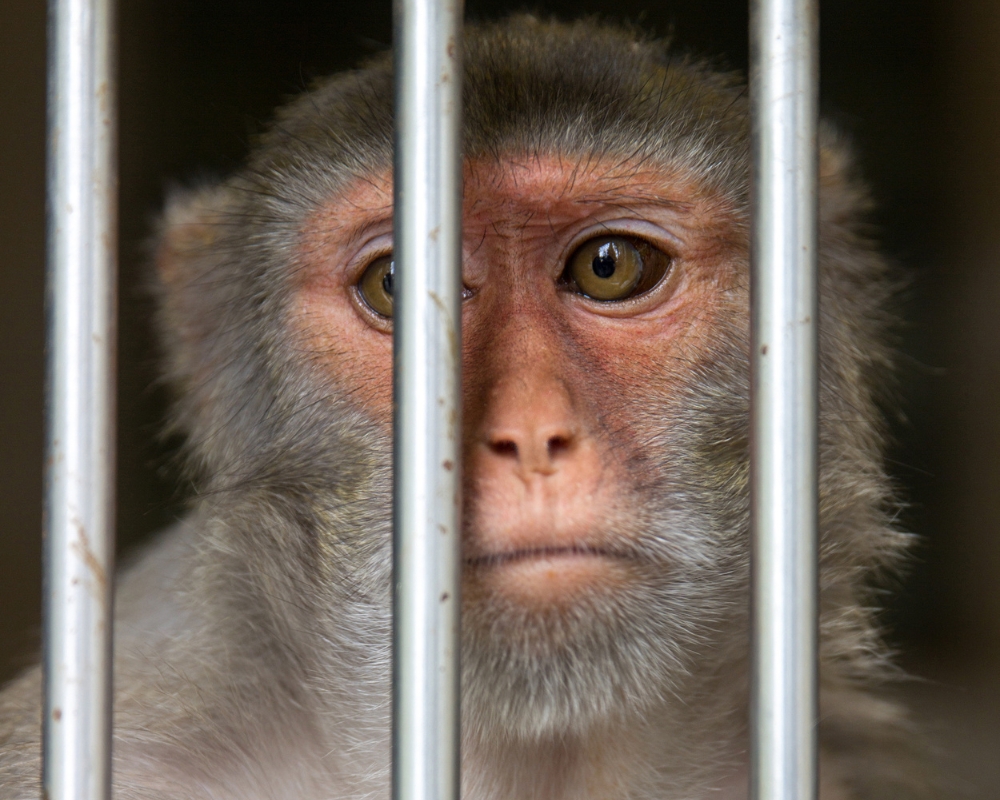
(300, 154, 741, 253)
(464, 155, 704, 216)
(250, 18, 751, 218)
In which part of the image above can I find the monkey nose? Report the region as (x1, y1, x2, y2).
(485, 427, 576, 478)
(473, 358, 583, 482)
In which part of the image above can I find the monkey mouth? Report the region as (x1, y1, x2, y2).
(465, 546, 625, 567)
(464, 544, 636, 604)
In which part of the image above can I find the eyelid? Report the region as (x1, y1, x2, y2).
(561, 219, 682, 263)
(347, 232, 394, 282)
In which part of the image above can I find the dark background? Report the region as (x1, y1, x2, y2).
(1, 0, 998, 793)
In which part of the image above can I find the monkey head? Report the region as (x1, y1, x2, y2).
(154, 14, 902, 780)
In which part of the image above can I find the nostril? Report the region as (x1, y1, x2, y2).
(489, 439, 519, 459)
(546, 434, 572, 458)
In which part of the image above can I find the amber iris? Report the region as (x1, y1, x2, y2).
(565, 236, 671, 301)
(359, 256, 395, 317)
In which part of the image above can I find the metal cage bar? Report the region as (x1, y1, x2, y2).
(749, 1, 820, 799)
(43, 0, 118, 798)
(391, 0, 464, 798)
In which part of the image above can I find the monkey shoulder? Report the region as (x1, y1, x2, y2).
(0, 520, 252, 799)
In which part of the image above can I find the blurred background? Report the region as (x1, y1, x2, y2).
(1, 0, 997, 794)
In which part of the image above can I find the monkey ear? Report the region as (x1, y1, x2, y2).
(818, 124, 873, 223)
(153, 184, 241, 447)
(155, 184, 235, 292)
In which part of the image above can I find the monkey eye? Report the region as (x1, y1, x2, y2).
(562, 235, 671, 301)
(358, 255, 394, 317)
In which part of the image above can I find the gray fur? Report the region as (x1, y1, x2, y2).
(1, 17, 939, 799)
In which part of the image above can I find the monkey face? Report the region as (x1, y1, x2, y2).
(291, 153, 751, 739)
(153, 17, 895, 759)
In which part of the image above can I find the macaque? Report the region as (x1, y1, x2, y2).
(0, 16, 939, 800)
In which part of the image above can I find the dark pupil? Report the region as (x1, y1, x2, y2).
(382, 264, 395, 295)
(592, 253, 616, 279)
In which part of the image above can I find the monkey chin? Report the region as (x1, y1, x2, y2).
(466, 548, 634, 609)
(460, 553, 687, 744)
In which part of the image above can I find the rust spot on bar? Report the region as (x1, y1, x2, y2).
(72, 522, 108, 589)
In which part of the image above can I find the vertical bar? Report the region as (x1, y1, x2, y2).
(44, 0, 118, 798)
(391, 0, 464, 798)
(749, 0, 819, 799)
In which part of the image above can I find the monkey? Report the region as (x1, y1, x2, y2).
(0, 15, 941, 800)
